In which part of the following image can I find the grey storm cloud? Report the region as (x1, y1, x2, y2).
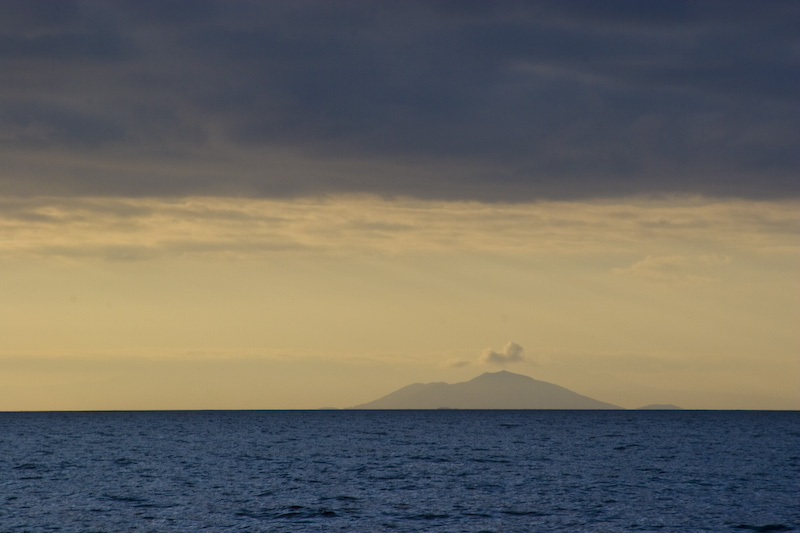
(0, 0, 798, 200)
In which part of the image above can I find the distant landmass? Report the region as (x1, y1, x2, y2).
(352, 370, 622, 409)
(636, 404, 683, 410)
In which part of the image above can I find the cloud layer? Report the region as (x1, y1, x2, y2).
(1, 1, 798, 200)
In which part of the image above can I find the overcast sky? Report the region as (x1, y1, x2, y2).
(1, 1, 798, 410)
(2, 0, 798, 200)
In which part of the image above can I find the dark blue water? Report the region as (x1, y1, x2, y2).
(0, 411, 797, 532)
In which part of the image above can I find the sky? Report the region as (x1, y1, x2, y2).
(1, 0, 798, 410)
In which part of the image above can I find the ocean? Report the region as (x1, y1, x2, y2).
(0, 410, 797, 532)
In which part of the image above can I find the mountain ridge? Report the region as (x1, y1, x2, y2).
(352, 370, 622, 410)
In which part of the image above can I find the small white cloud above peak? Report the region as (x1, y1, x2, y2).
(480, 342, 525, 366)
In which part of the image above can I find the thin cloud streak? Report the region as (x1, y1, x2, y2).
(1, 196, 798, 261)
(613, 254, 732, 285)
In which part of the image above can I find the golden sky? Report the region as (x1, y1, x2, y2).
(1, 196, 797, 409)
(1, 2, 798, 409)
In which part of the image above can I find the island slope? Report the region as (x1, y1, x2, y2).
(353, 370, 621, 409)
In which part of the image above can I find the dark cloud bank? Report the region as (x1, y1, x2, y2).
(0, 0, 797, 201)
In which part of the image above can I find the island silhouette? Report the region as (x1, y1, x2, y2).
(352, 370, 622, 409)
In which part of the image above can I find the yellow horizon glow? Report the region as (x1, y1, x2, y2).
(1, 195, 798, 410)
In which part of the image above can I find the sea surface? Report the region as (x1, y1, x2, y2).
(0, 410, 797, 532)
